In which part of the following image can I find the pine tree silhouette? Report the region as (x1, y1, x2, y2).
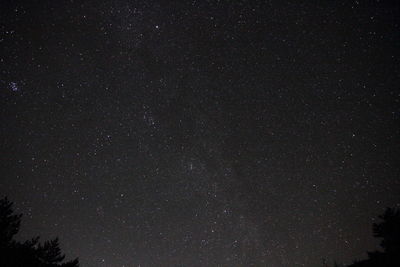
(348, 207, 400, 267)
(0, 197, 79, 267)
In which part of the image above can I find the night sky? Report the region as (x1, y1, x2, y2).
(1, 1, 399, 266)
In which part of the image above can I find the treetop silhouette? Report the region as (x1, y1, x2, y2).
(347, 207, 400, 267)
(0, 197, 79, 267)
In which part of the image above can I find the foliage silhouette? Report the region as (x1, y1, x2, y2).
(0, 197, 79, 267)
(347, 207, 400, 267)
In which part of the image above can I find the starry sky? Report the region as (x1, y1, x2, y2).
(1, 1, 399, 266)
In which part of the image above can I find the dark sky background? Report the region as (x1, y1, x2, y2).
(1, 0, 399, 266)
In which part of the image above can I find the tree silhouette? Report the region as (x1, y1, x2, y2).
(347, 207, 400, 267)
(0, 197, 79, 267)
